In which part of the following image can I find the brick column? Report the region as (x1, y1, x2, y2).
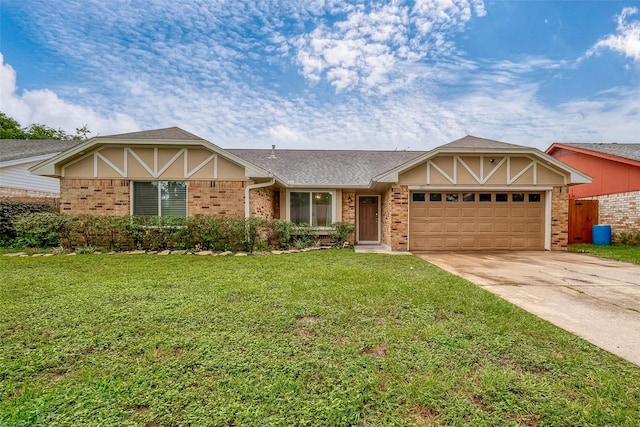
(551, 186, 568, 250)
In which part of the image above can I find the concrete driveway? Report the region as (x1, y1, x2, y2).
(417, 251, 640, 366)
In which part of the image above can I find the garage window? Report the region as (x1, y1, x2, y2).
(429, 193, 442, 202)
(496, 193, 508, 202)
(412, 193, 426, 202)
(446, 193, 459, 202)
(479, 193, 492, 202)
(463, 193, 475, 202)
(529, 194, 541, 202)
(512, 193, 525, 202)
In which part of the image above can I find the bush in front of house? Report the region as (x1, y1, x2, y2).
(9, 213, 326, 252)
(330, 221, 356, 247)
(12, 212, 71, 248)
(0, 201, 57, 243)
(613, 230, 640, 246)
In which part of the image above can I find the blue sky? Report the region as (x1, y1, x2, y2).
(1, 0, 639, 150)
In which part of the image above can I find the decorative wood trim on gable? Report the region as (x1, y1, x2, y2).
(426, 155, 565, 186)
(62, 147, 219, 179)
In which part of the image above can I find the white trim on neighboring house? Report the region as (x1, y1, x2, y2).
(0, 155, 62, 194)
(355, 194, 381, 244)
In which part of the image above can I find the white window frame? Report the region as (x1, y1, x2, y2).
(131, 180, 188, 217)
(285, 189, 336, 229)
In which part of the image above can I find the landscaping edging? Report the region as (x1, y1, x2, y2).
(3, 246, 338, 257)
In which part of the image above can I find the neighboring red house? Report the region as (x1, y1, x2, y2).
(546, 143, 640, 240)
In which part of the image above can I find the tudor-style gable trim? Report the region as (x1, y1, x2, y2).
(29, 127, 272, 180)
(376, 139, 591, 186)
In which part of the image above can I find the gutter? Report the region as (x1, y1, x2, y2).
(244, 177, 276, 218)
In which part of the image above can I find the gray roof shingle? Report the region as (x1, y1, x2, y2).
(560, 143, 640, 162)
(439, 135, 526, 150)
(0, 139, 81, 163)
(105, 127, 204, 141)
(228, 149, 426, 186)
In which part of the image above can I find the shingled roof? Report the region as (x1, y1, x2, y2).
(439, 135, 528, 150)
(559, 143, 640, 163)
(228, 149, 426, 187)
(0, 139, 81, 163)
(104, 127, 204, 141)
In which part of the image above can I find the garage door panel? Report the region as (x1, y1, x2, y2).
(410, 191, 544, 251)
(461, 222, 477, 232)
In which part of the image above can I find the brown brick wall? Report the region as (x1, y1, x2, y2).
(551, 186, 569, 250)
(0, 187, 59, 199)
(60, 179, 130, 215)
(382, 185, 409, 251)
(188, 180, 247, 216)
(60, 179, 250, 217)
(342, 191, 356, 224)
(579, 190, 640, 233)
(250, 186, 276, 219)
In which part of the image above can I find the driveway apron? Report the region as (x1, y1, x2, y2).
(417, 251, 640, 366)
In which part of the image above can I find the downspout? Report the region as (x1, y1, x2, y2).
(245, 177, 276, 218)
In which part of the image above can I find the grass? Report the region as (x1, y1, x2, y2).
(1, 251, 639, 426)
(569, 244, 640, 265)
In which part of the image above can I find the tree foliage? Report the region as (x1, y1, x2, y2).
(0, 111, 91, 140)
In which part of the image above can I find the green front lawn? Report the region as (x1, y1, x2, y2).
(1, 251, 639, 426)
(569, 244, 640, 265)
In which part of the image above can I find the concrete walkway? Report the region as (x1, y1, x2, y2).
(417, 251, 640, 366)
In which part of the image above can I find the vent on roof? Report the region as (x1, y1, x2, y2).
(269, 144, 277, 159)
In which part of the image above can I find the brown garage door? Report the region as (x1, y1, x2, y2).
(409, 191, 545, 251)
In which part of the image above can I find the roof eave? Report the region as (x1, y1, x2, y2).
(547, 143, 640, 168)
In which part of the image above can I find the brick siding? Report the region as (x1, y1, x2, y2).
(341, 191, 356, 245)
(60, 179, 130, 215)
(381, 185, 408, 250)
(60, 179, 249, 217)
(188, 180, 247, 216)
(0, 187, 59, 199)
(579, 190, 640, 233)
(249, 186, 276, 219)
(551, 186, 569, 250)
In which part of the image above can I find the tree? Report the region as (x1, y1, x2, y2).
(0, 112, 28, 139)
(0, 111, 91, 140)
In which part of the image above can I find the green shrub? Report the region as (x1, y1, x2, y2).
(12, 212, 70, 248)
(329, 221, 356, 247)
(292, 223, 319, 249)
(613, 230, 640, 246)
(10, 213, 280, 252)
(0, 201, 56, 242)
(270, 219, 296, 249)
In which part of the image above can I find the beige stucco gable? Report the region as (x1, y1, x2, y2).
(30, 129, 271, 181)
(60, 145, 247, 180)
(398, 153, 569, 186)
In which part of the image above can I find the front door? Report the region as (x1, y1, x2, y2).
(358, 196, 379, 242)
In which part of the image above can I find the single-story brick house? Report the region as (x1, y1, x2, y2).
(546, 143, 640, 236)
(30, 127, 591, 251)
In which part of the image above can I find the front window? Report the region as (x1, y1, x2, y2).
(289, 191, 333, 226)
(133, 181, 187, 217)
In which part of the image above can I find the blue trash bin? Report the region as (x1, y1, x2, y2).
(592, 225, 611, 246)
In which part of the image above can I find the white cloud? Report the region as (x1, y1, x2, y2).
(0, 53, 138, 136)
(587, 7, 640, 61)
(2, 0, 639, 152)
(294, 0, 485, 92)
